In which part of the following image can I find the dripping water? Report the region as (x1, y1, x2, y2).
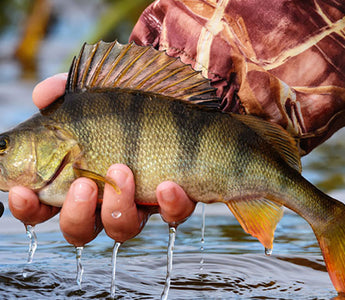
(23, 225, 37, 278)
(75, 246, 84, 289)
(200, 203, 206, 272)
(161, 226, 176, 300)
(110, 241, 121, 299)
(25, 225, 37, 264)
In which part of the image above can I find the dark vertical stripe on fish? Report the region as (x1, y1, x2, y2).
(170, 100, 212, 174)
(114, 91, 144, 168)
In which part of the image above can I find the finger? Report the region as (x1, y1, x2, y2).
(60, 178, 101, 247)
(156, 181, 196, 225)
(32, 73, 68, 109)
(102, 164, 149, 243)
(9, 186, 60, 225)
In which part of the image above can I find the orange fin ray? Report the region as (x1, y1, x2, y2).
(73, 166, 121, 195)
(226, 198, 284, 250)
(313, 214, 345, 293)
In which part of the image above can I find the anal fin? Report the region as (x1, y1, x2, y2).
(226, 198, 283, 250)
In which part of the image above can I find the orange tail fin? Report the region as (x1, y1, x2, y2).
(313, 212, 345, 294)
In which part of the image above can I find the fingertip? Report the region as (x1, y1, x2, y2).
(156, 181, 195, 224)
(32, 73, 68, 109)
(61, 177, 98, 221)
(102, 164, 143, 242)
(68, 177, 98, 204)
(9, 186, 38, 213)
(60, 178, 99, 246)
(106, 164, 134, 190)
(8, 186, 59, 225)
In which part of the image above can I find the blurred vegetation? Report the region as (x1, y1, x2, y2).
(0, 0, 32, 34)
(14, 0, 52, 76)
(303, 140, 345, 192)
(89, 0, 153, 43)
(0, 0, 153, 78)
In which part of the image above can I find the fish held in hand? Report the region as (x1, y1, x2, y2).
(0, 41, 345, 293)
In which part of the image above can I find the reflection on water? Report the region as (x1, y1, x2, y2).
(0, 207, 339, 299)
(0, 1, 345, 299)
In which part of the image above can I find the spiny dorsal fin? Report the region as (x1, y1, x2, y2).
(232, 114, 301, 172)
(66, 40, 219, 107)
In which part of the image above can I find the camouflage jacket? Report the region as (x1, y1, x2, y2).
(130, 0, 345, 154)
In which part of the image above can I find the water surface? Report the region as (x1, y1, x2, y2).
(0, 202, 339, 299)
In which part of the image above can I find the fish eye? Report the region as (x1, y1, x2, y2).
(0, 136, 9, 153)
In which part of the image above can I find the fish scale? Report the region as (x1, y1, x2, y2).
(0, 41, 344, 294)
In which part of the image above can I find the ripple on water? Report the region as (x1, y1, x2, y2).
(0, 253, 336, 299)
(0, 204, 340, 299)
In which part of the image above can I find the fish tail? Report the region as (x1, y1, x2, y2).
(268, 178, 345, 293)
(313, 209, 345, 293)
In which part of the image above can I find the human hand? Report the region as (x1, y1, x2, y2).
(8, 74, 196, 246)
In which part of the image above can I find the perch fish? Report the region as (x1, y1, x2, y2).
(0, 41, 344, 293)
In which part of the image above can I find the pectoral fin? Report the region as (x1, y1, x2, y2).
(226, 198, 284, 250)
(73, 166, 121, 195)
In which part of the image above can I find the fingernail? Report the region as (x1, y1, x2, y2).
(73, 181, 94, 202)
(159, 186, 176, 203)
(10, 191, 27, 210)
(111, 168, 129, 189)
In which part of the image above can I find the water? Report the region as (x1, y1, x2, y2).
(25, 225, 38, 265)
(75, 246, 84, 289)
(110, 241, 121, 299)
(161, 227, 176, 300)
(0, 1, 345, 298)
(200, 203, 206, 272)
(0, 206, 340, 299)
(265, 247, 272, 257)
(22, 225, 38, 279)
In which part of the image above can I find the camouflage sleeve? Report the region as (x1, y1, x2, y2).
(129, 0, 345, 155)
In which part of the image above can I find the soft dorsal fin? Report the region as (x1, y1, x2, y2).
(66, 40, 219, 107)
(232, 114, 301, 172)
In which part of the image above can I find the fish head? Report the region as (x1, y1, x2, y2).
(0, 116, 81, 206)
(0, 128, 38, 191)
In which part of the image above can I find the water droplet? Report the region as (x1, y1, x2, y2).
(75, 246, 84, 289)
(265, 247, 273, 256)
(111, 211, 122, 219)
(161, 226, 176, 300)
(110, 241, 121, 299)
(200, 258, 204, 271)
